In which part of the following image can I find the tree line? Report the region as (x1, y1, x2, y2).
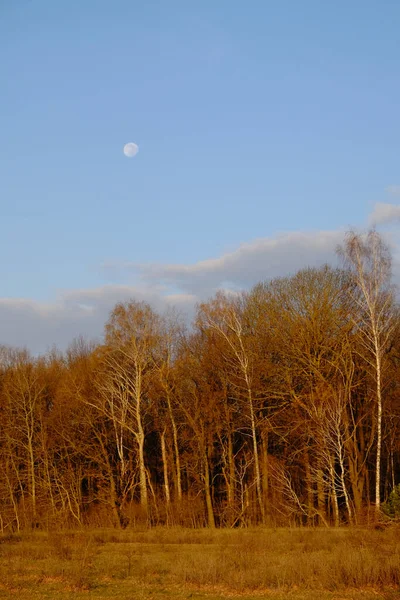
(1, 230, 399, 531)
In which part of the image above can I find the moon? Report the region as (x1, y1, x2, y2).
(123, 142, 139, 158)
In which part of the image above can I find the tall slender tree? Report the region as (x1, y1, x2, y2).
(337, 230, 396, 515)
(97, 301, 162, 518)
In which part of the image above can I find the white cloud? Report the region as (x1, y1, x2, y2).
(386, 185, 400, 197)
(369, 203, 400, 226)
(120, 230, 344, 296)
(2, 205, 400, 353)
(0, 286, 196, 355)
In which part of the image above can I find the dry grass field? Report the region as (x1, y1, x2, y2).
(0, 526, 399, 600)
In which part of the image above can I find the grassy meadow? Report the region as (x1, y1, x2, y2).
(0, 526, 399, 600)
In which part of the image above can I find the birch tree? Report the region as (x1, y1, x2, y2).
(198, 293, 266, 523)
(337, 230, 396, 515)
(1, 350, 46, 527)
(156, 312, 185, 504)
(258, 266, 356, 524)
(96, 301, 162, 518)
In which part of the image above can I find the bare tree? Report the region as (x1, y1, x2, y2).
(156, 311, 185, 503)
(94, 301, 162, 518)
(337, 230, 396, 515)
(258, 266, 358, 524)
(1, 350, 47, 526)
(198, 293, 266, 523)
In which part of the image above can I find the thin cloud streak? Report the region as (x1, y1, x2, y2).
(0, 287, 197, 355)
(386, 185, 400, 197)
(122, 230, 344, 295)
(2, 202, 400, 353)
(369, 203, 400, 226)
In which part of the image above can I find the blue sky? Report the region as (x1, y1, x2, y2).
(1, 0, 400, 351)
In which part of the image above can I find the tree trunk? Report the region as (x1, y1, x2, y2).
(316, 464, 326, 526)
(329, 458, 340, 527)
(248, 387, 264, 523)
(203, 449, 215, 528)
(261, 428, 269, 518)
(160, 429, 171, 505)
(375, 347, 382, 516)
(137, 429, 148, 513)
(227, 432, 236, 522)
(27, 430, 37, 524)
(304, 451, 314, 526)
(167, 392, 182, 501)
(135, 370, 148, 514)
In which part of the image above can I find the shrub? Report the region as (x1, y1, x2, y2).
(382, 484, 400, 518)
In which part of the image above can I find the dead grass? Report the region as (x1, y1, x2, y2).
(0, 526, 399, 599)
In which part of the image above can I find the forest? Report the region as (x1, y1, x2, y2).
(1, 230, 399, 532)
